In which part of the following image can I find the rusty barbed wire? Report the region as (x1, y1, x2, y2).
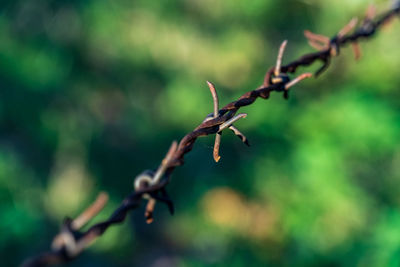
(22, 3, 400, 267)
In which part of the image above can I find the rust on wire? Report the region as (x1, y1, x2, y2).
(206, 81, 249, 162)
(22, 4, 400, 267)
(206, 81, 222, 162)
(352, 5, 377, 60)
(70, 192, 109, 231)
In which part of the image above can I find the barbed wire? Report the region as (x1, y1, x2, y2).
(22, 3, 400, 266)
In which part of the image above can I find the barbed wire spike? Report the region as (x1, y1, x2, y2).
(145, 188, 175, 224)
(284, 72, 313, 90)
(229, 125, 250, 146)
(262, 40, 291, 88)
(270, 40, 290, 85)
(50, 192, 109, 260)
(268, 40, 313, 98)
(338, 18, 359, 38)
(206, 81, 222, 162)
(213, 133, 222, 162)
(304, 17, 358, 74)
(70, 192, 109, 230)
(273, 40, 288, 81)
(207, 81, 219, 118)
(145, 141, 178, 223)
(366, 4, 377, 21)
(351, 41, 362, 60)
(352, 5, 377, 60)
(152, 141, 178, 185)
(332, 18, 358, 57)
(218, 113, 247, 132)
(206, 82, 249, 162)
(304, 30, 330, 51)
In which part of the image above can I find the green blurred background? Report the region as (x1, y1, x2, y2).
(1, 0, 400, 266)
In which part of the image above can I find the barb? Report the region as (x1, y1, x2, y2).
(285, 73, 313, 90)
(304, 30, 330, 51)
(71, 192, 109, 230)
(206, 81, 223, 162)
(229, 125, 250, 146)
(350, 5, 377, 60)
(338, 18, 359, 38)
(213, 133, 222, 162)
(206, 81, 249, 162)
(23, 3, 400, 267)
(274, 40, 288, 78)
(218, 113, 247, 132)
(22, 193, 109, 267)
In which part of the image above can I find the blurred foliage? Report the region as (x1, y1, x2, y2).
(1, 0, 400, 266)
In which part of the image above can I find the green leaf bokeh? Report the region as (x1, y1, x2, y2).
(1, 0, 400, 266)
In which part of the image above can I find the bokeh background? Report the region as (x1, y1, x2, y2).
(1, 0, 400, 266)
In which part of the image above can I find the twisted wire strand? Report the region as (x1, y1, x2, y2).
(22, 4, 400, 267)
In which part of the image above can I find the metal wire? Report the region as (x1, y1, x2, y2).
(22, 4, 400, 267)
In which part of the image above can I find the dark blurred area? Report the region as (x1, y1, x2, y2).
(1, 0, 400, 266)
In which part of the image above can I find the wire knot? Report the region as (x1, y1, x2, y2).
(271, 73, 291, 87)
(50, 192, 109, 259)
(133, 142, 178, 223)
(266, 40, 312, 97)
(51, 218, 81, 259)
(134, 170, 154, 192)
(329, 37, 340, 57)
